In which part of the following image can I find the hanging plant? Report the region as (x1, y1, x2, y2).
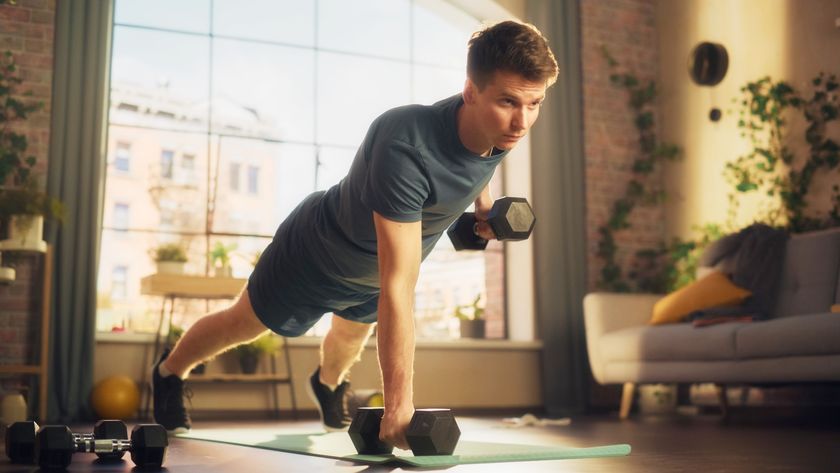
(596, 47, 682, 292)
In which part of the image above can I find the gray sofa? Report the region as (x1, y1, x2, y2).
(584, 227, 840, 418)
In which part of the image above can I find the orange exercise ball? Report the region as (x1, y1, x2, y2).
(91, 375, 140, 420)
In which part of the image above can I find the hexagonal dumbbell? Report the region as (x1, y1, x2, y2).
(348, 407, 461, 456)
(447, 197, 535, 251)
(34, 423, 168, 469)
(5, 420, 38, 464)
(5, 420, 129, 465)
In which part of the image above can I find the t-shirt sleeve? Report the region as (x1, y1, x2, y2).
(361, 139, 430, 222)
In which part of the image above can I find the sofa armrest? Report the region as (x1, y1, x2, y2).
(583, 292, 663, 384)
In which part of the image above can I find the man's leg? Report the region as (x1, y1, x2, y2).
(153, 287, 268, 433)
(163, 287, 269, 378)
(308, 314, 375, 431)
(319, 315, 376, 386)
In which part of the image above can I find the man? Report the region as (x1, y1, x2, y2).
(153, 20, 557, 450)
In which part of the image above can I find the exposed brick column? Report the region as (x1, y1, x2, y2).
(0, 0, 56, 391)
(580, 0, 664, 292)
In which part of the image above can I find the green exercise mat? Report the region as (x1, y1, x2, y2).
(178, 428, 631, 467)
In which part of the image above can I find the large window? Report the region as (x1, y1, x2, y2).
(97, 0, 505, 339)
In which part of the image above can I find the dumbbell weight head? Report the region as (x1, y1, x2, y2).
(129, 424, 168, 468)
(5, 421, 38, 464)
(348, 407, 392, 455)
(93, 419, 128, 460)
(405, 409, 460, 456)
(35, 425, 76, 469)
(447, 212, 488, 251)
(487, 197, 535, 241)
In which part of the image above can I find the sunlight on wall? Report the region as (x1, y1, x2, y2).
(658, 0, 791, 237)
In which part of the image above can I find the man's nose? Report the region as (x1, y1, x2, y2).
(512, 107, 526, 131)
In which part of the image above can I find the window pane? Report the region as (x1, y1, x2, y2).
(211, 136, 316, 235)
(105, 125, 208, 233)
(247, 165, 259, 194)
(212, 0, 314, 46)
(318, 0, 410, 60)
(111, 27, 210, 133)
(113, 203, 130, 230)
(413, 0, 479, 68)
(412, 65, 465, 105)
(416, 250, 487, 339)
(212, 39, 315, 141)
(115, 0, 210, 34)
(316, 146, 354, 190)
(317, 52, 410, 146)
(229, 162, 240, 191)
(115, 142, 131, 172)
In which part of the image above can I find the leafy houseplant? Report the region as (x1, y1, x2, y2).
(0, 50, 62, 250)
(455, 295, 485, 339)
(232, 333, 281, 374)
(152, 243, 188, 274)
(209, 241, 237, 277)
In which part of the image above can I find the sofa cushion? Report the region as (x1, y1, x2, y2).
(650, 271, 752, 325)
(773, 228, 840, 318)
(735, 312, 840, 359)
(600, 322, 745, 362)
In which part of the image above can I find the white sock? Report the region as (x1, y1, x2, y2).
(157, 362, 177, 378)
(319, 373, 338, 391)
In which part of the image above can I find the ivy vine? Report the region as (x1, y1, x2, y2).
(596, 47, 681, 292)
(727, 74, 840, 231)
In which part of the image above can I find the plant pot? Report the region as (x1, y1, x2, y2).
(213, 265, 233, 278)
(639, 384, 678, 415)
(2, 214, 47, 252)
(0, 252, 15, 283)
(238, 353, 259, 374)
(459, 319, 486, 339)
(156, 261, 185, 275)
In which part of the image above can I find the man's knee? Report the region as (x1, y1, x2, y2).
(226, 289, 268, 336)
(330, 315, 375, 341)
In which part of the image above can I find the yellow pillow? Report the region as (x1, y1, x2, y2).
(650, 271, 752, 325)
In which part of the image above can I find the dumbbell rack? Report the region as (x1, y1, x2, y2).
(0, 244, 52, 422)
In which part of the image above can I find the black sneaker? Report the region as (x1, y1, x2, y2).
(152, 349, 192, 435)
(306, 367, 352, 431)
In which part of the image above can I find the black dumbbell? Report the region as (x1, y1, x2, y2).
(447, 197, 535, 251)
(5, 420, 127, 464)
(34, 423, 168, 469)
(348, 407, 460, 456)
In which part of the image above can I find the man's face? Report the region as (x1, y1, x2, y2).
(467, 70, 547, 151)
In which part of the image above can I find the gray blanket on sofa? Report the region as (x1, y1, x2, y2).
(689, 223, 789, 322)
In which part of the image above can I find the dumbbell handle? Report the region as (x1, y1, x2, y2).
(74, 438, 132, 454)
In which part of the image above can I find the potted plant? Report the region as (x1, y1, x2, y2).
(455, 294, 486, 339)
(152, 243, 188, 274)
(209, 241, 237, 278)
(0, 51, 63, 252)
(232, 333, 281, 374)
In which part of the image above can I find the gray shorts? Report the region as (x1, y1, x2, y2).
(247, 193, 379, 337)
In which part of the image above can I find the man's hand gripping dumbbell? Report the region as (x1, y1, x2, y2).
(446, 196, 536, 251)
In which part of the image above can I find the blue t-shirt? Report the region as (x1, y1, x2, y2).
(286, 94, 507, 291)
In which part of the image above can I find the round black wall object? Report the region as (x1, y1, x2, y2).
(688, 42, 728, 86)
(709, 108, 722, 122)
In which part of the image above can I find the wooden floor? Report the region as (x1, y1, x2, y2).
(2, 413, 838, 472)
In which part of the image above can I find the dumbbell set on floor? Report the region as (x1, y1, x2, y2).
(447, 196, 536, 251)
(349, 407, 460, 456)
(5, 420, 168, 469)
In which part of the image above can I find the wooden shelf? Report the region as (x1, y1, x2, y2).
(187, 374, 291, 383)
(0, 364, 43, 375)
(140, 273, 247, 298)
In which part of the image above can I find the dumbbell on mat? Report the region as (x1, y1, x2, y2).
(348, 407, 460, 456)
(447, 197, 535, 251)
(5, 420, 129, 464)
(35, 423, 168, 469)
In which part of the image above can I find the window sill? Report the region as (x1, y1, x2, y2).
(94, 331, 543, 351)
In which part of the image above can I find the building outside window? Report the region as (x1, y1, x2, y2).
(97, 0, 506, 339)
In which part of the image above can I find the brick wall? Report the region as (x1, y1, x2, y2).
(0, 0, 56, 393)
(580, 0, 663, 292)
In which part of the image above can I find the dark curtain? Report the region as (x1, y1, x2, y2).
(46, 0, 114, 422)
(526, 0, 589, 417)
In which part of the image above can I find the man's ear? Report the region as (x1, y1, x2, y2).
(463, 78, 476, 104)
